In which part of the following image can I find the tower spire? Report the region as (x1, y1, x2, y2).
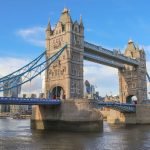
(79, 15, 83, 27)
(46, 19, 51, 31)
(62, 7, 69, 14)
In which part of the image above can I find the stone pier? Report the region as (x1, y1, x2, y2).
(31, 99, 103, 132)
(107, 109, 136, 124)
(136, 104, 150, 124)
(106, 104, 150, 124)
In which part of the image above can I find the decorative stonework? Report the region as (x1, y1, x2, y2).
(45, 8, 84, 99)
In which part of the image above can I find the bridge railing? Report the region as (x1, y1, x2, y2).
(0, 97, 61, 105)
(91, 100, 136, 113)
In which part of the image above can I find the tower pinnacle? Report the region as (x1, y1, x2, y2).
(128, 38, 133, 44)
(46, 20, 51, 31)
(62, 8, 69, 14)
(79, 15, 83, 27)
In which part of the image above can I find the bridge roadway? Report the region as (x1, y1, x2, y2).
(84, 41, 139, 68)
(0, 97, 136, 113)
(0, 97, 61, 105)
(91, 100, 136, 113)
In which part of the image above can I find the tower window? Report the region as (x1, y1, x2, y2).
(131, 52, 133, 58)
(75, 27, 78, 32)
(62, 24, 65, 32)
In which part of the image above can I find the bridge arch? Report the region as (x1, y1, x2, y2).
(49, 84, 66, 100)
(126, 95, 137, 104)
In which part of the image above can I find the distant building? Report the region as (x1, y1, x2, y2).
(39, 93, 45, 98)
(84, 80, 101, 99)
(104, 95, 120, 102)
(1, 77, 21, 113)
(85, 80, 91, 94)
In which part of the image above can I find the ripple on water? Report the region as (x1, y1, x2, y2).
(0, 120, 150, 150)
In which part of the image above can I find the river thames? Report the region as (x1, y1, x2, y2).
(0, 119, 150, 150)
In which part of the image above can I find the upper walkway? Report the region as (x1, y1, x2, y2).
(84, 41, 139, 68)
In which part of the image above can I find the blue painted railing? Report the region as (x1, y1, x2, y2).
(0, 97, 61, 105)
(0, 97, 135, 112)
(91, 100, 136, 113)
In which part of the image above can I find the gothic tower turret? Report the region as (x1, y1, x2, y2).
(45, 8, 84, 99)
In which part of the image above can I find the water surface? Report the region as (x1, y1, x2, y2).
(0, 119, 150, 150)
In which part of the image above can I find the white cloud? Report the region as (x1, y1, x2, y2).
(84, 61, 119, 96)
(17, 27, 45, 47)
(0, 57, 27, 76)
(21, 73, 45, 96)
(0, 56, 45, 97)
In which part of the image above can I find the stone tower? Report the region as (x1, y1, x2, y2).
(119, 40, 147, 103)
(45, 8, 84, 99)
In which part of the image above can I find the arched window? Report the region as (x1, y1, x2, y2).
(126, 95, 137, 103)
(131, 52, 133, 58)
(75, 27, 78, 32)
(62, 24, 65, 32)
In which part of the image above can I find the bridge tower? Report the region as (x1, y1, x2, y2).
(119, 40, 147, 103)
(45, 8, 84, 99)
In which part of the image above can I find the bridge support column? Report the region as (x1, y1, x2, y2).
(31, 100, 103, 132)
(107, 109, 136, 124)
(136, 104, 150, 124)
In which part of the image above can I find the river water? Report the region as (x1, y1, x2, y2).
(0, 119, 150, 150)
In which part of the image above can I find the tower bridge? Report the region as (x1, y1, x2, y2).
(0, 8, 150, 131)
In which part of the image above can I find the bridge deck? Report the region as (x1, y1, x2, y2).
(0, 97, 61, 105)
(0, 97, 136, 113)
(92, 101, 136, 113)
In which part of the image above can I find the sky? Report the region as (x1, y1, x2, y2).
(0, 0, 150, 97)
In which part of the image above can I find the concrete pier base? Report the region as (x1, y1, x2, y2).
(106, 104, 150, 124)
(136, 104, 150, 124)
(31, 99, 103, 132)
(107, 109, 136, 124)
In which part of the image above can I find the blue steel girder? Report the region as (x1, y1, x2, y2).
(0, 44, 67, 92)
(91, 101, 136, 113)
(0, 97, 61, 105)
(84, 41, 139, 66)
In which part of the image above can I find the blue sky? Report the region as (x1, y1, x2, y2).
(0, 0, 150, 96)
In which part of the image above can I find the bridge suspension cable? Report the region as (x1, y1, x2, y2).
(0, 44, 67, 92)
(0, 51, 46, 83)
(147, 72, 150, 82)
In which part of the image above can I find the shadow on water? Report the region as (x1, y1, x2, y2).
(30, 128, 103, 150)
